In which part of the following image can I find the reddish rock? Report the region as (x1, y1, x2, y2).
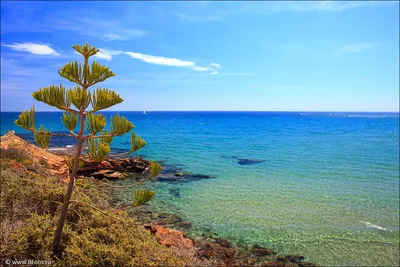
(96, 160, 113, 170)
(92, 169, 114, 178)
(80, 160, 98, 172)
(252, 245, 277, 256)
(111, 162, 124, 171)
(149, 225, 194, 249)
(196, 241, 237, 266)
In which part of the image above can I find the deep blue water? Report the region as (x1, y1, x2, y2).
(1, 111, 399, 266)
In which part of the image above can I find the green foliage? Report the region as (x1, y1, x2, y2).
(72, 42, 99, 58)
(87, 61, 115, 86)
(13, 42, 163, 257)
(149, 160, 162, 178)
(0, 163, 184, 267)
(129, 132, 147, 153)
(68, 86, 91, 111)
(32, 84, 71, 110)
(64, 156, 84, 172)
(133, 189, 155, 207)
(110, 113, 134, 136)
(87, 138, 110, 162)
(34, 125, 52, 149)
(99, 129, 113, 144)
(58, 61, 86, 86)
(91, 88, 123, 112)
(15, 106, 35, 131)
(85, 113, 106, 135)
(62, 112, 79, 131)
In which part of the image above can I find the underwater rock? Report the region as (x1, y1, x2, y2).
(237, 158, 265, 165)
(196, 241, 237, 266)
(252, 244, 276, 256)
(169, 187, 181, 198)
(215, 238, 233, 248)
(221, 155, 239, 159)
(156, 165, 215, 183)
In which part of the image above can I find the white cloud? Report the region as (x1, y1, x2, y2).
(240, 1, 395, 15)
(210, 63, 221, 68)
(94, 49, 123, 60)
(210, 71, 219, 75)
(2, 42, 59, 56)
(125, 52, 195, 67)
(336, 43, 373, 55)
(192, 66, 211, 71)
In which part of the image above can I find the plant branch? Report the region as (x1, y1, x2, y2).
(95, 175, 153, 189)
(69, 200, 127, 223)
(24, 128, 73, 137)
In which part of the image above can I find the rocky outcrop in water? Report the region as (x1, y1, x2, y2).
(77, 156, 150, 179)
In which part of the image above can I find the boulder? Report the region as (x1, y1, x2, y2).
(104, 172, 124, 180)
(196, 241, 237, 267)
(91, 169, 115, 179)
(252, 245, 276, 256)
(149, 225, 194, 249)
(96, 160, 113, 170)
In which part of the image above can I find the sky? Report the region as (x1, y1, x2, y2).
(1, 1, 399, 112)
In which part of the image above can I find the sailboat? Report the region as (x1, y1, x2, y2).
(142, 110, 146, 115)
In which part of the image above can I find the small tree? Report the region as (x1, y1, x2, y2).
(14, 43, 162, 255)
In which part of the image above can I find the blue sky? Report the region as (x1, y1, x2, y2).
(1, 1, 399, 112)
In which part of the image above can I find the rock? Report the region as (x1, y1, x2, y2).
(149, 225, 194, 249)
(215, 238, 232, 248)
(125, 165, 133, 171)
(80, 160, 99, 172)
(91, 169, 115, 178)
(119, 158, 131, 168)
(277, 255, 305, 264)
(96, 160, 113, 170)
(196, 241, 237, 266)
(0, 132, 69, 181)
(191, 174, 213, 179)
(169, 187, 181, 198)
(104, 172, 124, 180)
(135, 162, 146, 172)
(237, 158, 265, 165)
(111, 162, 124, 171)
(180, 221, 192, 229)
(252, 245, 277, 256)
(246, 257, 257, 265)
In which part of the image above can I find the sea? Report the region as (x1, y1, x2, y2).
(1, 111, 399, 266)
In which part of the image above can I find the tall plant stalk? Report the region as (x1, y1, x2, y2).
(14, 43, 162, 255)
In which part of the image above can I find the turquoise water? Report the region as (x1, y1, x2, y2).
(2, 111, 399, 266)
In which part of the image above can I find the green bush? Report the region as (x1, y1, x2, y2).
(0, 161, 184, 267)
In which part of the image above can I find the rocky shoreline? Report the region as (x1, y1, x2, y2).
(2, 132, 320, 266)
(122, 204, 320, 267)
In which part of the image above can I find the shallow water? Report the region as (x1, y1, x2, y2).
(2, 111, 399, 266)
